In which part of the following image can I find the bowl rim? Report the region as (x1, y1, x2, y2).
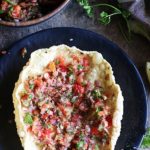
(0, 0, 70, 27)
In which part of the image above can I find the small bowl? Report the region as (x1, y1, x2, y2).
(0, 0, 70, 27)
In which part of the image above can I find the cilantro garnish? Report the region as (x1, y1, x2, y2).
(77, 0, 131, 41)
(55, 59, 60, 65)
(29, 83, 34, 90)
(76, 140, 84, 149)
(141, 128, 150, 148)
(24, 113, 33, 125)
(77, 65, 84, 70)
(92, 89, 101, 99)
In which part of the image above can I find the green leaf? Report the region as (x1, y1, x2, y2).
(29, 84, 34, 90)
(4, 0, 16, 5)
(76, 140, 84, 149)
(77, 0, 93, 17)
(98, 11, 111, 25)
(141, 128, 150, 148)
(0, 10, 4, 14)
(95, 144, 99, 150)
(24, 113, 33, 125)
(55, 59, 60, 65)
(92, 89, 101, 99)
(77, 64, 84, 70)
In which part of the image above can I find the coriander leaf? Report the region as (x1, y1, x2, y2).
(0, 10, 4, 14)
(92, 89, 101, 99)
(95, 144, 99, 150)
(24, 113, 33, 125)
(29, 84, 34, 90)
(77, 64, 84, 70)
(4, 0, 16, 5)
(98, 11, 111, 25)
(76, 140, 84, 149)
(77, 0, 93, 17)
(141, 128, 150, 148)
(55, 59, 60, 65)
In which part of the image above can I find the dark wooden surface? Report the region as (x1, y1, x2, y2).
(0, 0, 150, 148)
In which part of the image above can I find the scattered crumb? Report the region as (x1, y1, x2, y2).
(21, 48, 27, 58)
(69, 38, 74, 42)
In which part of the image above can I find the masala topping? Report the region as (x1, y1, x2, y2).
(20, 54, 113, 149)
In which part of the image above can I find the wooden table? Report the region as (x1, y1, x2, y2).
(0, 0, 150, 149)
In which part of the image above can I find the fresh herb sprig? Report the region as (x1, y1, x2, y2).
(141, 128, 150, 148)
(76, 0, 93, 17)
(77, 0, 131, 40)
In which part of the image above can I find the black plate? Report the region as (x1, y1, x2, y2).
(0, 27, 147, 150)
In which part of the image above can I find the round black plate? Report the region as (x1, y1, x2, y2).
(0, 27, 147, 150)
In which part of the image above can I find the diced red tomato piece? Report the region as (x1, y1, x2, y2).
(1, 1, 9, 11)
(65, 101, 72, 107)
(106, 115, 112, 127)
(27, 126, 32, 132)
(71, 55, 79, 62)
(72, 114, 80, 122)
(73, 84, 85, 94)
(76, 75, 83, 84)
(21, 94, 28, 100)
(11, 5, 21, 19)
(32, 109, 39, 115)
(42, 113, 49, 120)
(56, 56, 65, 66)
(60, 65, 67, 72)
(34, 78, 42, 87)
(57, 103, 67, 116)
(43, 128, 53, 136)
(83, 56, 89, 67)
(91, 127, 99, 135)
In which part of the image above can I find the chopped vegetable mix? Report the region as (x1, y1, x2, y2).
(20, 53, 114, 149)
(0, 0, 63, 22)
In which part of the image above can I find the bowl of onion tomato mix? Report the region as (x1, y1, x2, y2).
(0, 0, 70, 27)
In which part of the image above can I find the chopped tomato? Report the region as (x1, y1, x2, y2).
(57, 103, 67, 116)
(76, 75, 83, 84)
(27, 126, 32, 132)
(65, 101, 72, 107)
(1, 1, 9, 11)
(63, 121, 69, 128)
(71, 54, 80, 62)
(83, 56, 89, 67)
(43, 128, 53, 136)
(11, 5, 21, 19)
(72, 114, 80, 122)
(32, 109, 39, 115)
(73, 84, 85, 94)
(21, 94, 28, 101)
(34, 78, 42, 87)
(41, 113, 49, 120)
(106, 115, 112, 127)
(57, 56, 65, 66)
(91, 127, 99, 135)
(60, 65, 67, 72)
